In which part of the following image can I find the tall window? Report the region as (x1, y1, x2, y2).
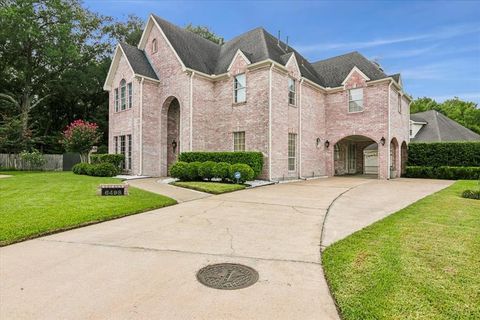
(334, 144, 340, 160)
(114, 88, 119, 112)
(120, 135, 126, 169)
(152, 39, 158, 53)
(114, 136, 118, 153)
(233, 131, 245, 151)
(234, 73, 246, 103)
(288, 78, 296, 105)
(288, 133, 297, 171)
(128, 82, 133, 109)
(348, 88, 363, 112)
(127, 134, 132, 170)
(120, 79, 127, 111)
(398, 93, 402, 113)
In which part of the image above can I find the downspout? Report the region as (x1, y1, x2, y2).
(299, 78, 304, 179)
(139, 77, 144, 175)
(189, 71, 195, 151)
(387, 81, 392, 179)
(268, 63, 274, 181)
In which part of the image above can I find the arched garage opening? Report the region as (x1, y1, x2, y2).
(333, 135, 378, 178)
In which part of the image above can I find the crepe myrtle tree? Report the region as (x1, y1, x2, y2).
(61, 120, 101, 162)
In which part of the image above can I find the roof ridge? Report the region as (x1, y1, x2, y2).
(311, 51, 360, 65)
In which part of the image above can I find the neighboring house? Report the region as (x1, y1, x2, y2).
(410, 110, 480, 142)
(103, 14, 411, 180)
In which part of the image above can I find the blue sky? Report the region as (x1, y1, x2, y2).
(85, 0, 480, 103)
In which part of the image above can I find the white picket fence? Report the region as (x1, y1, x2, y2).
(0, 154, 63, 171)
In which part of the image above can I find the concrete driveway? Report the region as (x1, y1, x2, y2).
(0, 177, 452, 320)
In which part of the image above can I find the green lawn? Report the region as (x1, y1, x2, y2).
(322, 180, 480, 320)
(173, 181, 246, 194)
(0, 171, 176, 246)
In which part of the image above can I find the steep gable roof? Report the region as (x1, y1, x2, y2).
(119, 42, 159, 80)
(311, 52, 388, 88)
(410, 110, 480, 142)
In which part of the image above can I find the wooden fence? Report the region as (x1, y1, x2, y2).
(0, 154, 64, 171)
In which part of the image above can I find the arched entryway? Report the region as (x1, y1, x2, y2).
(333, 135, 378, 178)
(161, 96, 181, 175)
(390, 138, 399, 178)
(401, 141, 408, 176)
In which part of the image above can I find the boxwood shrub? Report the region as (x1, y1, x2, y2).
(170, 161, 189, 180)
(179, 152, 263, 178)
(462, 189, 480, 200)
(90, 163, 118, 177)
(213, 162, 231, 182)
(405, 166, 480, 180)
(186, 161, 202, 181)
(198, 161, 216, 180)
(408, 142, 480, 167)
(72, 162, 92, 175)
(90, 154, 125, 168)
(229, 163, 254, 183)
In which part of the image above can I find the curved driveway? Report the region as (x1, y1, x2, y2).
(0, 177, 452, 319)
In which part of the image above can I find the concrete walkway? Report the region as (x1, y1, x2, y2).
(0, 177, 452, 319)
(127, 177, 211, 202)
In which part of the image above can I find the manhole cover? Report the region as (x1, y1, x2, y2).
(196, 263, 259, 290)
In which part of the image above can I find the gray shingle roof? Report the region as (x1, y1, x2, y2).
(390, 73, 401, 83)
(311, 52, 388, 87)
(119, 42, 158, 80)
(410, 110, 480, 142)
(136, 15, 396, 88)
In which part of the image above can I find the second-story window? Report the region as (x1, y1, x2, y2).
(114, 88, 119, 112)
(398, 93, 402, 113)
(120, 79, 127, 111)
(152, 39, 158, 53)
(128, 82, 133, 109)
(348, 88, 363, 112)
(288, 78, 296, 105)
(234, 73, 246, 103)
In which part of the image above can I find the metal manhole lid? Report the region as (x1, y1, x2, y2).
(196, 263, 259, 290)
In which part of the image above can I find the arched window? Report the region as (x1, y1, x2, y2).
(334, 144, 340, 160)
(120, 79, 126, 110)
(152, 38, 158, 53)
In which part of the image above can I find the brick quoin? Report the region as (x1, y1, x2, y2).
(104, 16, 411, 180)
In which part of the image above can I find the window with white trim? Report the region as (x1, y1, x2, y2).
(114, 88, 119, 112)
(348, 88, 364, 112)
(114, 134, 132, 171)
(128, 82, 133, 109)
(288, 133, 297, 171)
(120, 135, 126, 169)
(152, 38, 158, 53)
(233, 131, 245, 151)
(398, 93, 402, 113)
(234, 73, 246, 103)
(127, 134, 132, 170)
(120, 79, 127, 111)
(288, 78, 296, 105)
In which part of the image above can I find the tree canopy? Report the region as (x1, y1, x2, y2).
(185, 23, 223, 44)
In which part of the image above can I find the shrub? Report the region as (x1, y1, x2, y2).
(90, 163, 118, 177)
(90, 154, 125, 168)
(213, 162, 231, 181)
(186, 161, 202, 181)
(405, 166, 480, 180)
(179, 152, 264, 178)
(19, 149, 46, 170)
(170, 161, 189, 180)
(72, 162, 92, 175)
(462, 189, 480, 200)
(408, 142, 480, 167)
(229, 163, 254, 183)
(199, 161, 216, 180)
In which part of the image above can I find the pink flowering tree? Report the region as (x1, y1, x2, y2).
(61, 120, 101, 162)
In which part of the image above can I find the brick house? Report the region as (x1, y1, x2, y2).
(103, 14, 411, 180)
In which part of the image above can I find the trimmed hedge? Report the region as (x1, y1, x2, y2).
(170, 161, 189, 180)
(179, 152, 263, 178)
(405, 166, 480, 180)
(462, 189, 480, 200)
(229, 163, 254, 183)
(91, 154, 125, 167)
(198, 161, 216, 180)
(408, 142, 480, 167)
(213, 162, 230, 182)
(72, 162, 119, 177)
(186, 161, 202, 181)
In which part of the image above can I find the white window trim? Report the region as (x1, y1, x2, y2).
(288, 133, 297, 172)
(348, 88, 364, 113)
(233, 73, 247, 104)
(127, 82, 133, 109)
(288, 77, 296, 106)
(152, 38, 158, 53)
(233, 131, 246, 152)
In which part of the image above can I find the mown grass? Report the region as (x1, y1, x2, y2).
(173, 181, 246, 194)
(322, 180, 480, 320)
(0, 171, 176, 246)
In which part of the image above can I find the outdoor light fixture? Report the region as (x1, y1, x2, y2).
(324, 140, 330, 148)
(316, 137, 321, 147)
(172, 139, 177, 151)
(380, 137, 386, 146)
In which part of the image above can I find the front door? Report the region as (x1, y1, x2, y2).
(347, 143, 356, 174)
